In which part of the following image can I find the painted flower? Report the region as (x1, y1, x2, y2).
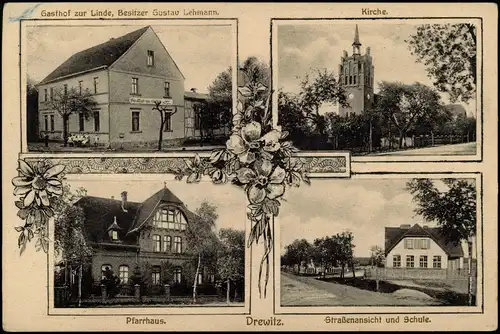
(12, 160, 65, 207)
(236, 159, 286, 204)
(226, 121, 281, 164)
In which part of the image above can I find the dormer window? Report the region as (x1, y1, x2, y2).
(107, 216, 122, 242)
(147, 50, 155, 66)
(153, 206, 187, 230)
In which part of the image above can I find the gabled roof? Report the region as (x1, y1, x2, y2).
(184, 91, 209, 100)
(385, 223, 464, 258)
(74, 196, 141, 245)
(39, 26, 149, 85)
(127, 187, 189, 234)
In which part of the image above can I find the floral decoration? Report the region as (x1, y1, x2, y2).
(12, 159, 66, 254)
(173, 78, 311, 298)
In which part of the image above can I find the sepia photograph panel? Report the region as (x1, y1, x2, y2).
(23, 20, 236, 153)
(273, 19, 480, 160)
(277, 175, 480, 312)
(48, 176, 248, 314)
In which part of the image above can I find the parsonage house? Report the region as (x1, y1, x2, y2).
(36, 26, 229, 149)
(384, 223, 465, 278)
(68, 186, 216, 293)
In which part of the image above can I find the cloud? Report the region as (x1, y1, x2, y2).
(25, 24, 233, 93)
(276, 21, 477, 113)
(279, 178, 438, 257)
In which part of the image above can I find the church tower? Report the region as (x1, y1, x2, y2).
(338, 25, 374, 117)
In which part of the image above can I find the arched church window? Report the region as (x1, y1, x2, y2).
(152, 206, 188, 230)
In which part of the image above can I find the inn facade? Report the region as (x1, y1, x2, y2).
(36, 26, 228, 149)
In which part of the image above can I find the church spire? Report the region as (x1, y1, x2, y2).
(352, 24, 361, 46)
(352, 24, 361, 55)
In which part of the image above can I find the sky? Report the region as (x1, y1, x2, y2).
(277, 22, 477, 117)
(25, 24, 233, 94)
(279, 177, 476, 258)
(65, 176, 246, 233)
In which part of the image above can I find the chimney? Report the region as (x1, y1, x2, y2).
(400, 224, 411, 229)
(121, 191, 128, 212)
(366, 46, 371, 55)
(111, 196, 115, 200)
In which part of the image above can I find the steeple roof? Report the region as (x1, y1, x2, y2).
(352, 24, 361, 46)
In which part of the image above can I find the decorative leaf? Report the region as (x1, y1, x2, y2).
(262, 198, 280, 216)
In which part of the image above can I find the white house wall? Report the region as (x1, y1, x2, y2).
(386, 237, 448, 269)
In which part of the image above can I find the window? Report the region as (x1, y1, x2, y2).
(393, 255, 401, 268)
(131, 111, 140, 131)
(163, 235, 172, 252)
(197, 273, 203, 285)
(50, 87, 54, 101)
(78, 81, 83, 94)
(101, 264, 112, 280)
(79, 113, 84, 132)
(404, 239, 414, 249)
(152, 266, 161, 285)
(93, 111, 100, 132)
(405, 239, 430, 250)
(153, 234, 161, 252)
(163, 113, 172, 132)
(152, 207, 187, 230)
(131, 78, 139, 94)
(111, 230, 118, 241)
(63, 84, 68, 96)
(119, 265, 129, 284)
(419, 256, 428, 268)
(147, 50, 155, 66)
(353, 75, 357, 84)
(349, 76, 352, 85)
(344, 76, 348, 85)
(44, 115, 48, 131)
(208, 274, 215, 283)
(174, 236, 182, 254)
(44, 89, 48, 101)
(164, 81, 170, 97)
(50, 115, 54, 131)
(173, 268, 182, 284)
(433, 256, 442, 268)
(406, 255, 415, 268)
(93, 77, 99, 94)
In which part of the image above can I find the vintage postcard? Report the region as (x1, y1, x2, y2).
(2, 2, 497, 332)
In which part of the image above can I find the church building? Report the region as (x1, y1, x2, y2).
(338, 25, 375, 117)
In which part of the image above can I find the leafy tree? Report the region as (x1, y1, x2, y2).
(298, 69, 348, 136)
(26, 80, 39, 142)
(406, 178, 477, 305)
(311, 236, 340, 276)
(283, 239, 313, 273)
(53, 184, 91, 306)
(185, 201, 220, 303)
(370, 245, 385, 267)
(152, 102, 178, 151)
(406, 23, 477, 103)
(376, 82, 443, 149)
(333, 232, 355, 278)
(217, 228, 245, 304)
(45, 87, 97, 147)
(208, 67, 232, 113)
(207, 68, 232, 140)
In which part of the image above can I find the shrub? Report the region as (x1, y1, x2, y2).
(101, 267, 121, 298)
